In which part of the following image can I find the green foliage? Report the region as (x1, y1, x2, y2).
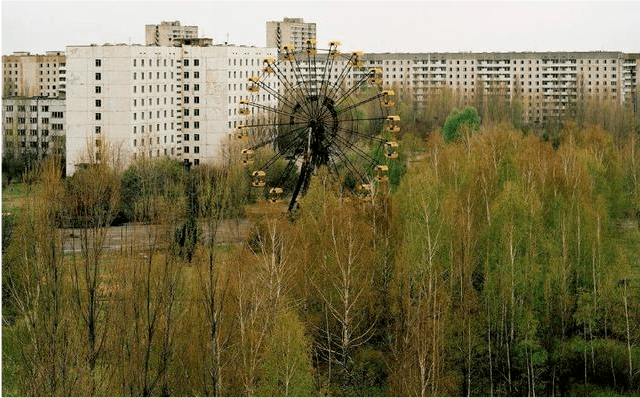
(2, 212, 19, 323)
(392, 122, 640, 396)
(257, 309, 315, 397)
(442, 106, 480, 143)
(2, 151, 39, 186)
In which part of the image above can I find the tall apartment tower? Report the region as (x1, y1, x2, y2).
(145, 21, 199, 46)
(64, 42, 277, 175)
(266, 17, 316, 52)
(2, 51, 66, 97)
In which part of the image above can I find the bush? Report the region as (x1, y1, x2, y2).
(442, 106, 480, 143)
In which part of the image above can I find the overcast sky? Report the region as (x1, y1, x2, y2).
(2, 1, 640, 55)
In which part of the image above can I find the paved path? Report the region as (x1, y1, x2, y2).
(61, 218, 254, 253)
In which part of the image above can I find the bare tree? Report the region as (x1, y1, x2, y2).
(4, 156, 76, 396)
(66, 141, 121, 395)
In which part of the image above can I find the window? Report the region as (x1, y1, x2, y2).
(184, 121, 189, 129)
(184, 133, 190, 141)
(184, 72, 189, 79)
(184, 84, 189, 91)
(194, 121, 200, 129)
(194, 159, 199, 166)
(194, 96, 199, 103)
(95, 72, 101, 80)
(194, 59, 199, 66)
(41, 118, 49, 124)
(41, 106, 49, 112)
(184, 59, 189, 67)
(95, 59, 101, 67)
(30, 117, 38, 123)
(95, 99, 102, 107)
(184, 146, 189, 153)
(184, 97, 189, 104)
(194, 109, 199, 116)
(194, 71, 200, 78)
(133, 139, 137, 147)
(52, 123, 63, 130)
(95, 113, 101, 121)
(194, 84, 199, 91)
(17, 117, 25, 124)
(30, 106, 37, 112)
(95, 126, 101, 134)
(194, 146, 199, 154)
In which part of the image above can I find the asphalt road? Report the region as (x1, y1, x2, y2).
(61, 218, 254, 253)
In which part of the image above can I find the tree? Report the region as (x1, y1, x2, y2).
(442, 106, 480, 143)
(65, 141, 121, 395)
(258, 309, 315, 396)
(3, 156, 76, 396)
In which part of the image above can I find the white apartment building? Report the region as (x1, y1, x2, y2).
(266, 18, 316, 54)
(2, 97, 65, 159)
(261, 48, 639, 126)
(360, 51, 639, 124)
(2, 51, 66, 97)
(65, 42, 277, 174)
(145, 21, 199, 46)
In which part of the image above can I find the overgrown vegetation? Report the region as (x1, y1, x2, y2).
(3, 90, 640, 396)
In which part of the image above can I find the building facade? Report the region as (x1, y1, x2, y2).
(64, 42, 277, 174)
(2, 51, 66, 98)
(360, 51, 639, 124)
(145, 21, 199, 46)
(266, 18, 317, 53)
(2, 97, 65, 160)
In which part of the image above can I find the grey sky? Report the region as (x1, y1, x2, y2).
(2, 1, 640, 55)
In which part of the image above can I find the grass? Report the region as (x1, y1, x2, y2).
(2, 182, 30, 216)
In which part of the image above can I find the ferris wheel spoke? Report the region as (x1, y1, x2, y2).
(334, 76, 378, 108)
(274, 155, 302, 190)
(330, 144, 371, 185)
(261, 127, 309, 169)
(337, 116, 390, 125)
(253, 80, 298, 110)
(249, 124, 307, 151)
(336, 94, 386, 115)
(288, 54, 320, 114)
(243, 101, 296, 118)
(241, 120, 307, 129)
(331, 133, 383, 166)
(333, 124, 387, 144)
(318, 44, 343, 101)
(271, 62, 317, 118)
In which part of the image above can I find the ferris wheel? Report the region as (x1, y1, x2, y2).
(236, 39, 401, 211)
